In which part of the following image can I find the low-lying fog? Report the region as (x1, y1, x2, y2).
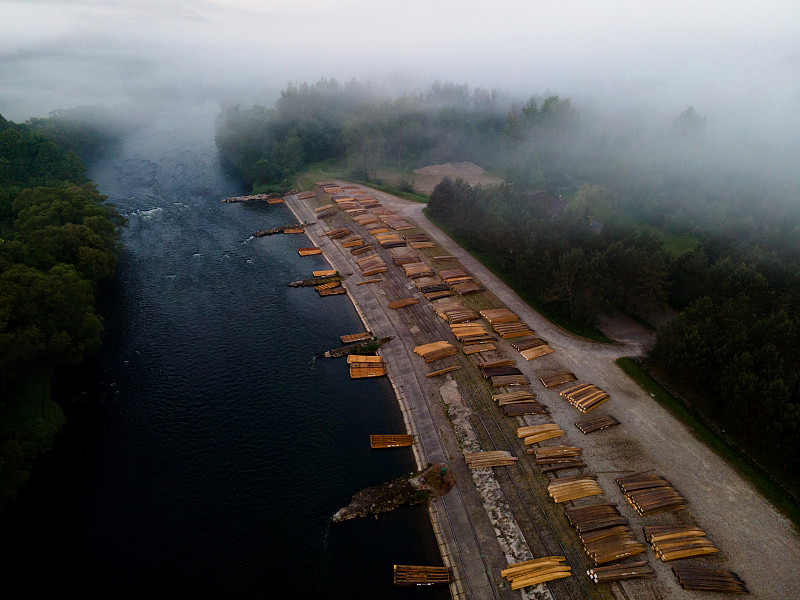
(1, 0, 798, 170)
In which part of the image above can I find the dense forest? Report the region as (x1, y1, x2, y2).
(0, 111, 123, 512)
(216, 80, 800, 477)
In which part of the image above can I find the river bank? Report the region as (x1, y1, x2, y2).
(285, 182, 800, 600)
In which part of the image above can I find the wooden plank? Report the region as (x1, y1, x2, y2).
(427, 366, 461, 378)
(357, 278, 382, 286)
(313, 269, 337, 277)
(388, 298, 420, 309)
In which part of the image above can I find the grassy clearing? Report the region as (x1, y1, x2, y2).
(616, 357, 800, 530)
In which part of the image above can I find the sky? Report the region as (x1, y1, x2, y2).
(0, 0, 798, 124)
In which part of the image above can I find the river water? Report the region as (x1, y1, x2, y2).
(0, 105, 447, 599)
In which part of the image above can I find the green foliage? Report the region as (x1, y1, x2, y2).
(0, 111, 121, 514)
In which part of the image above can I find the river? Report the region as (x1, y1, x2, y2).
(0, 104, 447, 599)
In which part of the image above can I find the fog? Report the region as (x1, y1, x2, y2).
(1, 0, 798, 187)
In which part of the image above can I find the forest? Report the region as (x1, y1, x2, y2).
(215, 80, 800, 481)
(0, 111, 123, 512)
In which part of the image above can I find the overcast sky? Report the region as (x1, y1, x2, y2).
(0, 0, 798, 122)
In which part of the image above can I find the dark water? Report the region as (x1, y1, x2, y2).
(0, 106, 446, 599)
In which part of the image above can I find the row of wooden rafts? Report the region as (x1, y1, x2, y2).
(500, 557, 572, 590)
(532, 445, 584, 472)
(480, 308, 519, 324)
(464, 450, 518, 469)
(558, 383, 610, 413)
(413, 341, 458, 362)
(347, 354, 386, 379)
(548, 475, 604, 503)
(517, 424, 565, 445)
(541, 372, 577, 388)
(587, 561, 655, 583)
(616, 473, 687, 516)
(644, 525, 719, 561)
(672, 566, 748, 594)
(575, 415, 620, 434)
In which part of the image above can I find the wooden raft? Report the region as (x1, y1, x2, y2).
(616, 473, 687, 515)
(340, 332, 372, 344)
(575, 415, 620, 434)
(541, 372, 577, 388)
(313, 269, 337, 277)
(388, 298, 420, 309)
(414, 341, 457, 363)
(548, 475, 604, 503)
(644, 525, 719, 561)
(370, 434, 413, 449)
(500, 557, 572, 590)
(348, 355, 386, 379)
(393, 565, 451, 585)
(587, 561, 655, 583)
(465, 450, 518, 469)
(672, 566, 748, 593)
(517, 424, 565, 445)
(297, 247, 322, 256)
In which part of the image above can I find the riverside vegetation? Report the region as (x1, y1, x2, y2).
(0, 109, 123, 512)
(215, 79, 800, 495)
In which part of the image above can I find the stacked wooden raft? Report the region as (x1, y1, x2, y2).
(439, 269, 484, 295)
(587, 561, 655, 583)
(315, 281, 346, 296)
(480, 308, 519, 323)
(393, 565, 451, 585)
(416, 278, 453, 301)
(402, 262, 434, 278)
(465, 450, 518, 469)
(405, 233, 435, 249)
(575, 415, 620, 434)
(500, 557, 572, 590)
(672, 566, 748, 593)
(435, 304, 478, 324)
(616, 473, 687, 515)
(493, 321, 535, 339)
(375, 232, 407, 248)
(564, 503, 648, 567)
(379, 214, 413, 230)
(644, 525, 719, 561)
(356, 253, 387, 276)
(450, 322, 490, 342)
(388, 298, 419, 309)
(492, 390, 547, 417)
(297, 191, 316, 200)
(517, 424, 565, 445)
(548, 475, 604, 503)
(559, 383, 610, 413)
(414, 341, 457, 362)
(513, 337, 554, 360)
(370, 434, 412, 448)
(348, 355, 386, 379)
(340, 332, 372, 344)
(541, 372, 577, 388)
(532, 445, 584, 472)
(297, 247, 322, 256)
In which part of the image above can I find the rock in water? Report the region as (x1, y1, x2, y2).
(332, 462, 454, 523)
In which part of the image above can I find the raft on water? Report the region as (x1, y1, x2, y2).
(298, 247, 322, 256)
(319, 336, 393, 358)
(253, 223, 313, 237)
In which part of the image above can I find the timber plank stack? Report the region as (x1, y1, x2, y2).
(370, 434, 413, 448)
(587, 561, 655, 583)
(493, 321, 536, 339)
(491, 374, 530, 387)
(402, 262, 434, 278)
(533, 445, 585, 472)
(436, 306, 479, 324)
(393, 565, 452, 585)
(348, 355, 386, 379)
(564, 503, 628, 534)
(313, 269, 337, 277)
(548, 475, 604, 503)
(356, 253, 387, 276)
(451, 322, 493, 343)
(512, 337, 554, 360)
(405, 234, 435, 249)
(480, 308, 520, 324)
(500, 557, 572, 590)
(414, 341, 458, 362)
(644, 525, 719, 561)
(575, 415, 620, 434)
(492, 390, 535, 404)
(672, 566, 748, 593)
(465, 450, 518, 468)
(451, 281, 484, 295)
(517, 424, 565, 445)
(462, 342, 497, 354)
(541, 372, 577, 388)
(559, 383, 611, 413)
(616, 473, 687, 515)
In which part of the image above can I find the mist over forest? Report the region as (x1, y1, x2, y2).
(2, 0, 800, 510)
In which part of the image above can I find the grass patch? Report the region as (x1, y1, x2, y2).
(616, 357, 800, 530)
(425, 210, 612, 343)
(294, 159, 349, 192)
(360, 180, 429, 203)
